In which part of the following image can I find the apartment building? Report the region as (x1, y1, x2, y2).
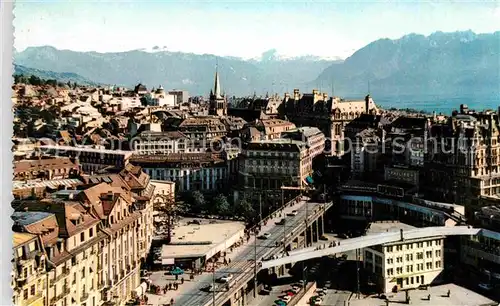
(12, 232, 47, 306)
(132, 131, 205, 155)
(281, 90, 378, 156)
(363, 222, 445, 293)
(424, 108, 500, 217)
(237, 138, 312, 204)
(11, 165, 156, 306)
(129, 153, 227, 193)
(282, 127, 325, 159)
(40, 145, 133, 173)
(241, 119, 296, 141)
(13, 157, 80, 181)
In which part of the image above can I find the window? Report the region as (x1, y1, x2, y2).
(406, 254, 413, 261)
(435, 239, 442, 246)
(81, 268, 85, 278)
(435, 250, 441, 257)
(28, 242, 36, 252)
(426, 251, 432, 259)
(406, 265, 413, 273)
(435, 261, 441, 268)
(416, 252, 423, 260)
(387, 258, 393, 264)
(89, 228, 94, 238)
(23, 289, 28, 300)
(30, 284, 35, 296)
(80, 232, 85, 242)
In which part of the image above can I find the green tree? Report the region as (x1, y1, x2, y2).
(28, 75, 42, 86)
(212, 194, 230, 216)
(234, 197, 256, 221)
(189, 190, 205, 214)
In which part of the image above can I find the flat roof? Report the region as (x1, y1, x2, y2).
(366, 221, 416, 235)
(161, 218, 245, 258)
(13, 232, 37, 247)
(348, 283, 497, 306)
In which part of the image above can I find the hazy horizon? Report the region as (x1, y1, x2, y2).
(14, 0, 500, 59)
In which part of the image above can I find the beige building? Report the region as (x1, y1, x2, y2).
(281, 89, 378, 156)
(11, 165, 156, 306)
(425, 109, 500, 217)
(12, 232, 47, 306)
(237, 138, 312, 204)
(363, 222, 444, 293)
(241, 119, 296, 141)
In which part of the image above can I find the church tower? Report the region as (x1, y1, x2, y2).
(208, 65, 227, 117)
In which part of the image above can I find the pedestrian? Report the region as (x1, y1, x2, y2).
(181, 277, 184, 284)
(171, 298, 174, 305)
(175, 274, 179, 281)
(229, 258, 231, 264)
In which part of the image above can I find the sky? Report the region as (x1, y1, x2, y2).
(14, 0, 500, 59)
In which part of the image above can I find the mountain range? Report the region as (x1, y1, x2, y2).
(14, 31, 500, 98)
(13, 64, 96, 85)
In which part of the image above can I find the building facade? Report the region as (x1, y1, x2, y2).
(363, 222, 445, 293)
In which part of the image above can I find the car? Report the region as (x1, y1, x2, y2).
(325, 281, 332, 288)
(287, 210, 298, 216)
(280, 295, 292, 302)
(313, 297, 323, 305)
(218, 273, 233, 283)
(170, 267, 184, 275)
(275, 218, 286, 225)
(201, 284, 215, 292)
(319, 235, 329, 241)
(258, 233, 271, 239)
(274, 300, 287, 306)
(289, 287, 300, 294)
(478, 283, 493, 291)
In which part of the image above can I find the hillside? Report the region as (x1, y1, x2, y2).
(14, 48, 336, 95)
(13, 64, 97, 85)
(314, 31, 500, 97)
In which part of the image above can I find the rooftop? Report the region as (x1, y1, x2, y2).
(12, 211, 55, 226)
(348, 283, 496, 306)
(160, 218, 245, 258)
(13, 232, 37, 247)
(366, 221, 416, 236)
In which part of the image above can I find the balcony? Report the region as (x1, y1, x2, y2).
(80, 292, 90, 303)
(98, 281, 106, 290)
(50, 287, 70, 303)
(54, 268, 69, 283)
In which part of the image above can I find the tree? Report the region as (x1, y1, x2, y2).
(234, 197, 256, 221)
(212, 194, 230, 216)
(189, 190, 205, 214)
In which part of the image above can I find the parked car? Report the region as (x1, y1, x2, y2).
(170, 267, 184, 275)
(274, 300, 287, 306)
(280, 295, 292, 303)
(319, 235, 328, 241)
(287, 210, 298, 216)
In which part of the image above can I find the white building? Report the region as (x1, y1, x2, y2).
(363, 222, 444, 293)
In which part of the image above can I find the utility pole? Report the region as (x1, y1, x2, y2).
(356, 249, 361, 299)
(212, 259, 216, 306)
(253, 228, 258, 298)
(283, 219, 287, 255)
(259, 193, 262, 224)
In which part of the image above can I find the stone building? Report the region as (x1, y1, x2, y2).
(236, 139, 312, 206)
(281, 89, 378, 156)
(424, 108, 500, 217)
(208, 67, 227, 117)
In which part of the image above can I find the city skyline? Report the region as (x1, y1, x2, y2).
(14, 0, 500, 59)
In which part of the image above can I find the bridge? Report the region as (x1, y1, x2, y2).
(174, 197, 333, 306)
(259, 225, 481, 269)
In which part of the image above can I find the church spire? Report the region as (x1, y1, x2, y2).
(214, 59, 222, 98)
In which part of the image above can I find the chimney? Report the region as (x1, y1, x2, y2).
(312, 89, 319, 96)
(293, 89, 300, 100)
